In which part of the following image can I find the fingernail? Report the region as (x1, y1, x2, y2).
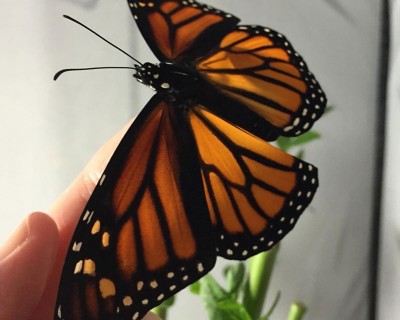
(0, 214, 32, 261)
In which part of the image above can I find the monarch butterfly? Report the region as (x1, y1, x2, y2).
(54, 1, 326, 319)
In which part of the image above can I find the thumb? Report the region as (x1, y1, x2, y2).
(0, 212, 59, 320)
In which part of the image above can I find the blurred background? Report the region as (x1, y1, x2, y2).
(0, 0, 396, 319)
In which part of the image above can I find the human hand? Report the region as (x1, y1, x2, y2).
(0, 122, 161, 320)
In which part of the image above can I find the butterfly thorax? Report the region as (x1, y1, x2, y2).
(134, 62, 203, 105)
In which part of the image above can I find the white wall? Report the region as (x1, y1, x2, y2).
(0, 0, 383, 319)
(0, 0, 139, 238)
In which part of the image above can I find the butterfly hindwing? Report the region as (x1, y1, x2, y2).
(196, 25, 327, 138)
(127, 0, 239, 62)
(188, 106, 318, 260)
(55, 96, 216, 320)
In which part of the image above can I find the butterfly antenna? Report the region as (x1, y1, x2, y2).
(54, 66, 137, 81)
(62, 15, 142, 65)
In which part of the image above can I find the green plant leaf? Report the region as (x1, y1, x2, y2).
(216, 300, 252, 320)
(296, 149, 305, 159)
(162, 296, 175, 308)
(200, 274, 230, 302)
(190, 280, 201, 295)
(292, 131, 321, 146)
(276, 131, 321, 153)
(276, 136, 293, 151)
(277, 131, 321, 152)
(151, 296, 175, 319)
(224, 262, 246, 298)
(199, 275, 233, 320)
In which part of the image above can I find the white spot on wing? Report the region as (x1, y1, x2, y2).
(123, 296, 133, 306)
(74, 260, 83, 274)
(83, 210, 91, 221)
(99, 174, 106, 186)
(87, 211, 94, 223)
(157, 294, 165, 301)
(72, 242, 82, 252)
(197, 263, 204, 273)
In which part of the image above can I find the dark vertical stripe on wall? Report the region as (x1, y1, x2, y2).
(369, 0, 390, 319)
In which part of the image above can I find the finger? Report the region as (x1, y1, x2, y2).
(50, 120, 132, 233)
(50, 120, 132, 257)
(0, 212, 58, 320)
(32, 121, 132, 320)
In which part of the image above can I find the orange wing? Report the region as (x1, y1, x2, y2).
(127, 0, 239, 61)
(188, 105, 318, 259)
(197, 26, 326, 137)
(55, 96, 216, 320)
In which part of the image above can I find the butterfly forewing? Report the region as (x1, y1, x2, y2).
(196, 25, 327, 137)
(55, 96, 216, 320)
(188, 106, 318, 259)
(127, 0, 239, 62)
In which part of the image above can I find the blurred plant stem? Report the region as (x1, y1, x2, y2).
(152, 305, 167, 319)
(242, 245, 279, 319)
(287, 302, 307, 320)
